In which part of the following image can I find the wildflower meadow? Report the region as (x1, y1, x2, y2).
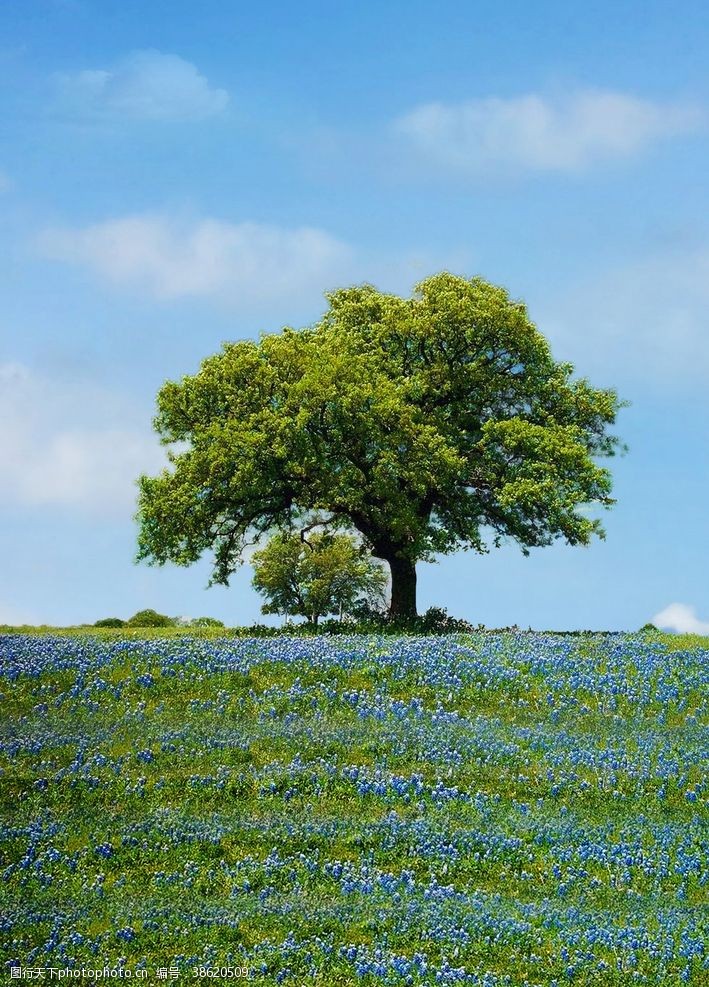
(1, 631, 707, 984)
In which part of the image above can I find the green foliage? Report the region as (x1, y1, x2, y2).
(191, 616, 225, 627)
(94, 617, 125, 628)
(126, 608, 174, 628)
(343, 602, 477, 635)
(136, 273, 625, 616)
(416, 606, 477, 634)
(251, 529, 387, 625)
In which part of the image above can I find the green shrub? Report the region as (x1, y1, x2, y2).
(191, 617, 225, 627)
(321, 602, 476, 635)
(126, 609, 174, 628)
(94, 617, 125, 628)
(417, 606, 476, 633)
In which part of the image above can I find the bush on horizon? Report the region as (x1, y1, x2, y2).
(126, 608, 174, 628)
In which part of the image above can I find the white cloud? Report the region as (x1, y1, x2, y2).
(395, 90, 703, 175)
(37, 213, 470, 311)
(55, 49, 228, 121)
(0, 362, 165, 515)
(38, 214, 355, 306)
(652, 602, 709, 635)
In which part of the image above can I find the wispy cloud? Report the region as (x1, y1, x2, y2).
(538, 246, 709, 389)
(0, 362, 164, 515)
(37, 212, 472, 310)
(652, 602, 709, 635)
(35, 209, 709, 390)
(394, 90, 703, 175)
(54, 49, 228, 122)
(38, 214, 355, 306)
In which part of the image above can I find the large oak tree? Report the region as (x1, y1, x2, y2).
(136, 273, 624, 618)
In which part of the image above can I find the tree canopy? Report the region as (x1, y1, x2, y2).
(136, 273, 624, 617)
(251, 529, 387, 625)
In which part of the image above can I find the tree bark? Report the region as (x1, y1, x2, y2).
(388, 554, 418, 619)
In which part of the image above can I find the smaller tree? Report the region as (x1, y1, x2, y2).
(251, 530, 387, 626)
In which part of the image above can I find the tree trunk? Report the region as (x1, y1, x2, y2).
(388, 555, 417, 619)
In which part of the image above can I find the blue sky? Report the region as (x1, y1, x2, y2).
(1, 0, 708, 631)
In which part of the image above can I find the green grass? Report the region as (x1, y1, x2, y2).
(1, 630, 707, 985)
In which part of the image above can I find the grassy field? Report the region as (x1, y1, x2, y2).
(1, 630, 707, 984)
